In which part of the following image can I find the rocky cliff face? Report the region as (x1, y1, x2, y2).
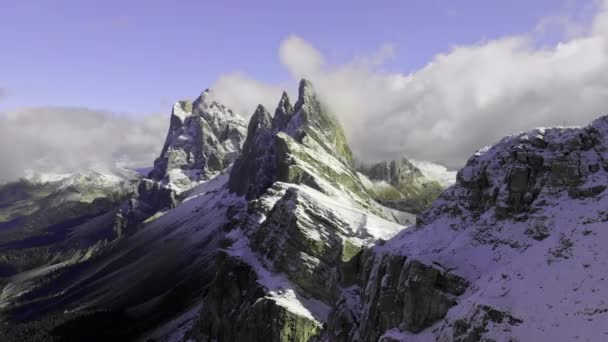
(149, 89, 246, 191)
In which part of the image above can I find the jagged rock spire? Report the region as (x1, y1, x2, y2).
(229, 104, 276, 199)
(287, 78, 353, 165)
(294, 78, 316, 111)
(272, 91, 294, 131)
(247, 104, 273, 140)
(228, 79, 359, 199)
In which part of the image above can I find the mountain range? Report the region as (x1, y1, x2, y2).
(0, 79, 606, 341)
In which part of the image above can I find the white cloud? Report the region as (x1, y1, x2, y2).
(212, 1, 608, 168)
(279, 35, 325, 78)
(0, 107, 167, 182)
(5, 2, 608, 182)
(211, 73, 285, 118)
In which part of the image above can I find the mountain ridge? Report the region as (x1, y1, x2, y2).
(0, 80, 606, 342)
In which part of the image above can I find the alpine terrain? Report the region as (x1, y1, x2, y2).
(1, 79, 607, 342)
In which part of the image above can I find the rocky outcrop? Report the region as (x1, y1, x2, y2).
(149, 90, 246, 189)
(327, 249, 468, 342)
(444, 305, 523, 342)
(112, 178, 177, 237)
(287, 80, 353, 165)
(422, 116, 608, 222)
(193, 253, 322, 342)
(272, 91, 295, 131)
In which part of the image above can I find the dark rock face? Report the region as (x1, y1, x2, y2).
(229, 105, 277, 199)
(112, 179, 177, 237)
(272, 91, 295, 131)
(194, 253, 322, 342)
(149, 90, 246, 186)
(327, 250, 468, 342)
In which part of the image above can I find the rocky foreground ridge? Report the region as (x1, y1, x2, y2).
(0, 80, 607, 342)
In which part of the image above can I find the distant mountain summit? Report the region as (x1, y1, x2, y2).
(359, 158, 455, 213)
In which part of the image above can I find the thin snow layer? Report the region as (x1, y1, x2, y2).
(222, 182, 407, 324)
(375, 118, 608, 341)
(381, 194, 608, 341)
(410, 159, 457, 187)
(225, 228, 330, 324)
(23, 168, 140, 187)
(282, 182, 406, 241)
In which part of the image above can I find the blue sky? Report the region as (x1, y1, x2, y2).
(2, 0, 608, 179)
(0, 0, 596, 115)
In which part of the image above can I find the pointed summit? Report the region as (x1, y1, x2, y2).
(293, 78, 318, 114)
(229, 104, 276, 199)
(272, 91, 294, 131)
(192, 88, 214, 111)
(286, 78, 353, 164)
(247, 105, 273, 139)
(149, 89, 247, 188)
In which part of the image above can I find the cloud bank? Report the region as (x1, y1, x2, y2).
(212, 1, 608, 168)
(0, 107, 167, 182)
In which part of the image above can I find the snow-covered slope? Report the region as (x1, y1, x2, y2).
(328, 115, 608, 341)
(410, 159, 457, 188)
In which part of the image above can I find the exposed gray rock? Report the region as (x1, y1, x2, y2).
(441, 305, 523, 342)
(194, 253, 322, 342)
(327, 250, 468, 341)
(149, 90, 246, 188)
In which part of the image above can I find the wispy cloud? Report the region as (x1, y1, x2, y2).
(4, 2, 608, 181)
(212, 0, 608, 168)
(0, 107, 167, 182)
